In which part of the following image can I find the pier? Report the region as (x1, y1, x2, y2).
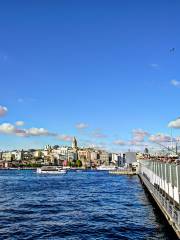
(138, 160, 180, 238)
(109, 169, 136, 175)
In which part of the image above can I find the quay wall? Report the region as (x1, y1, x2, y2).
(138, 160, 180, 238)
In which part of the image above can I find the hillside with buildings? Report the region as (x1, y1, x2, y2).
(0, 137, 126, 169)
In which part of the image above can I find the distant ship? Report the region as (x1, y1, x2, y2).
(37, 166, 67, 174)
(96, 165, 117, 171)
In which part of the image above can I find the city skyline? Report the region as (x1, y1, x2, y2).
(0, 1, 180, 151)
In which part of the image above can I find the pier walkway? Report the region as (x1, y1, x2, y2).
(138, 160, 180, 238)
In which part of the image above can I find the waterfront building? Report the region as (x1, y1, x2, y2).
(78, 149, 91, 167)
(54, 146, 77, 161)
(111, 153, 123, 166)
(90, 151, 98, 161)
(0, 136, 130, 168)
(33, 150, 43, 159)
(15, 150, 24, 161)
(56, 146, 69, 157)
(47, 154, 64, 166)
(68, 150, 78, 161)
(23, 151, 34, 160)
(0, 161, 13, 168)
(42, 149, 49, 157)
(99, 151, 110, 165)
(124, 152, 137, 166)
(90, 151, 101, 167)
(78, 149, 91, 161)
(2, 152, 15, 161)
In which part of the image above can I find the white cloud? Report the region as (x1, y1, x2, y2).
(15, 121, 25, 127)
(57, 134, 73, 142)
(132, 129, 149, 142)
(113, 140, 126, 146)
(171, 79, 180, 87)
(76, 122, 88, 129)
(0, 105, 8, 117)
(15, 129, 27, 137)
(149, 133, 172, 143)
(0, 123, 56, 138)
(168, 118, 180, 128)
(0, 123, 27, 137)
(0, 123, 16, 134)
(25, 128, 56, 137)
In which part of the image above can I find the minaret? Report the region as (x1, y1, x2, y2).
(72, 136, 78, 150)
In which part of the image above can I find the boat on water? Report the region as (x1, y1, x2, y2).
(37, 166, 67, 174)
(96, 165, 117, 171)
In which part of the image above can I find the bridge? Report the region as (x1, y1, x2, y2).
(138, 160, 180, 238)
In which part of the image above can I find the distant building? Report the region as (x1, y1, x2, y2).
(45, 145, 52, 151)
(125, 152, 137, 165)
(57, 146, 69, 156)
(89, 151, 100, 167)
(78, 149, 91, 167)
(72, 137, 78, 150)
(34, 150, 43, 159)
(78, 149, 91, 161)
(2, 152, 15, 161)
(16, 150, 24, 161)
(144, 148, 149, 154)
(111, 153, 122, 166)
(90, 151, 98, 161)
(99, 151, 110, 165)
(67, 150, 78, 161)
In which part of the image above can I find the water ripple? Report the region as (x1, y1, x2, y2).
(0, 170, 177, 239)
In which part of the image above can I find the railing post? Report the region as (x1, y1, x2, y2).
(178, 211, 180, 226)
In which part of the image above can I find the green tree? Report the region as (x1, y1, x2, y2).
(68, 161, 72, 167)
(71, 161, 76, 167)
(76, 160, 82, 168)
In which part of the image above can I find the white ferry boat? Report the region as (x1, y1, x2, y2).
(96, 165, 117, 171)
(37, 166, 67, 174)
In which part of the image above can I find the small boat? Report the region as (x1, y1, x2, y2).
(96, 165, 117, 171)
(37, 166, 67, 174)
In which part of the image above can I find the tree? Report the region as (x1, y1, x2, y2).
(67, 161, 72, 167)
(76, 160, 82, 168)
(71, 161, 76, 167)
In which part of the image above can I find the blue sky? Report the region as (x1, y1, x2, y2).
(0, 0, 180, 151)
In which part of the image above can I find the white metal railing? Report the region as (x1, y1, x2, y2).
(141, 174, 180, 228)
